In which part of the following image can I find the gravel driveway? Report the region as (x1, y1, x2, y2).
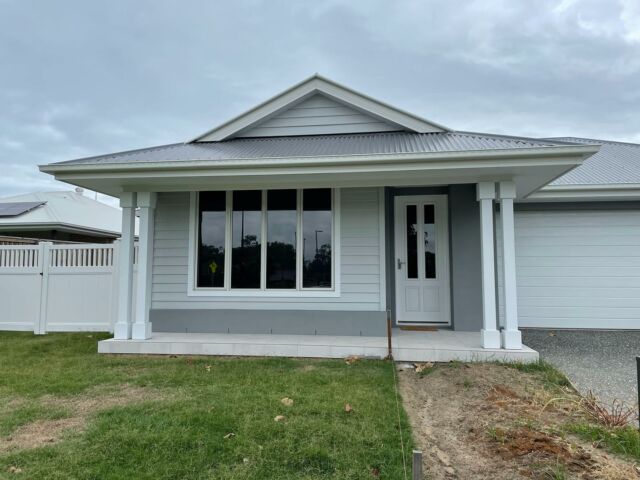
(522, 329, 640, 408)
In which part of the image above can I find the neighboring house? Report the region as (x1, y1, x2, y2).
(0, 190, 123, 243)
(39, 75, 638, 358)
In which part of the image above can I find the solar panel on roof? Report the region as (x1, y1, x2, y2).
(0, 201, 46, 217)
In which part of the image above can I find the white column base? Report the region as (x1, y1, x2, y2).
(502, 329, 522, 350)
(114, 322, 131, 340)
(132, 322, 153, 340)
(481, 329, 501, 349)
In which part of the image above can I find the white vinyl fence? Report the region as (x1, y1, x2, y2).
(0, 242, 137, 333)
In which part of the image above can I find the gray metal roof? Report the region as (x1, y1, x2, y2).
(51, 131, 570, 167)
(548, 137, 640, 185)
(0, 201, 45, 217)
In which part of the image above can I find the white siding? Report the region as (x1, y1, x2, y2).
(236, 94, 401, 137)
(151, 188, 383, 311)
(498, 209, 640, 329)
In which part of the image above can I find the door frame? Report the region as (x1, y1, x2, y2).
(393, 194, 451, 326)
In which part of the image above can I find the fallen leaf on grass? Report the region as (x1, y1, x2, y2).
(414, 362, 434, 373)
(8, 466, 22, 474)
(205, 365, 212, 372)
(345, 355, 359, 365)
(371, 467, 380, 477)
(281, 397, 294, 406)
(223, 432, 235, 439)
(344, 403, 353, 413)
(274, 415, 286, 422)
(548, 332, 556, 337)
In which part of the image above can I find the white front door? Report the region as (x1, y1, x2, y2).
(394, 195, 451, 325)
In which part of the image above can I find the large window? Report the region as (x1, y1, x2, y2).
(195, 189, 334, 291)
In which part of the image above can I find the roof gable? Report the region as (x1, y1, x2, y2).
(232, 93, 404, 138)
(192, 74, 449, 142)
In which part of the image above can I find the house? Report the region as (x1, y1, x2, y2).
(0, 190, 123, 243)
(40, 75, 637, 360)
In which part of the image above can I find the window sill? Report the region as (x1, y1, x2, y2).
(186, 288, 340, 298)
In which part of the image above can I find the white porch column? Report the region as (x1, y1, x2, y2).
(477, 182, 501, 349)
(114, 192, 136, 340)
(132, 192, 156, 340)
(498, 181, 522, 349)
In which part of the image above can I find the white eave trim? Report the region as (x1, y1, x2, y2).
(527, 183, 640, 201)
(190, 74, 450, 142)
(39, 144, 599, 175)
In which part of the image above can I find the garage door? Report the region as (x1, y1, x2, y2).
(501, 209, 640, 329)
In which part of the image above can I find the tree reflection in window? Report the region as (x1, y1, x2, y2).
(231, 190, 262, 288)
(197, 191, 226, 288)
(267, 190, 296, 289)
(303, 189, 332, 288)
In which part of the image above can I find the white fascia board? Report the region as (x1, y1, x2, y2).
(190, 74, 449, 142)
(0, 222, 120, 237)
(40, 144, 598, 176)
(527, 183, 640, 201)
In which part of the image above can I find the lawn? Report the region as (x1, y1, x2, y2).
(0, 333, 412, 479)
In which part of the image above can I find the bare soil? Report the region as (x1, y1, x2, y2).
(398, 363, 640, 480)
(1, 384, 167, 453)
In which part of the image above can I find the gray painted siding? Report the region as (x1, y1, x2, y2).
(151, 188, 383, 311)
(151, 310, 387, 336)
(448, 185, 483, 332)
(237, 94, 401, 137)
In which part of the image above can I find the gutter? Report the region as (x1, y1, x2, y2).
(528, 183, 640, 201)
(40, 144, 600, 175)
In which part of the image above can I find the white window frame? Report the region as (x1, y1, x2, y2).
(187, 188, 341, 297)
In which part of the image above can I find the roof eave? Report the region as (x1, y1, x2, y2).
(528, 183, 640, 201)
(39, 144, 600, 175)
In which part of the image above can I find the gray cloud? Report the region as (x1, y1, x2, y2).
(0, 0, 638, 205)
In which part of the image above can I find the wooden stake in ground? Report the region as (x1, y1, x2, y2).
(412, 450, 422, 480)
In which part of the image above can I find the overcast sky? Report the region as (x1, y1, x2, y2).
(1, 0, 639, 205)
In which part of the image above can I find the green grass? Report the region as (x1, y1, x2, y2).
(567, 423, 640, 461)
(504, 360, 572, 389)
(0, 332, 413, 479)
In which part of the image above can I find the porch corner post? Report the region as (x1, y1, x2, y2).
(477, 182, 500, 349)
(114, 192, 136, 340)
(498, 181, 522, 349)
(132, 192, 156, 340)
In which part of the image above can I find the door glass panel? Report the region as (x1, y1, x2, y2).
(197, 191, 226, 288)
(424, 204, 436, 279)
(406, 205, 418, 279)
(267, 189, 297, 289)
(231, 190, 262, 288)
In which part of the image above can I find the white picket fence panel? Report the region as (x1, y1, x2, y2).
(0, 242, 137, 333)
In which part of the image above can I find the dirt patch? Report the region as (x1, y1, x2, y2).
(1, 384, 167, 453)
(399, 363, 639, 480)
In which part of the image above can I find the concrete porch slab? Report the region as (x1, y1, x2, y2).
(98, 329, 539, 363)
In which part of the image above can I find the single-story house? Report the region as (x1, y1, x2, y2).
(0, 190, 124, 243)
(39, 75, 639, 360)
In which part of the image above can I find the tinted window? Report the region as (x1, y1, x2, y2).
(302, 189, 332, 288)
(197, 191, 226, 288)
(231, 191, 262, 288)
(267, 190, 297, 289)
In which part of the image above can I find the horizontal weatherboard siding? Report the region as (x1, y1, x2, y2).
(151, 188, 383, 311)
(237, 94, 400, 137)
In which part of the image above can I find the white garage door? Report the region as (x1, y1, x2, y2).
(502, 209, 640, 329)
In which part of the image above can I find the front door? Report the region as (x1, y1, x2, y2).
(394, 195, 451, 325)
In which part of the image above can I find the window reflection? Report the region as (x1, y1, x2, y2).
(303, 189, 332, 288)
(197, 191, 226, 288)
(267, 190, 297, 289)
(231, 191, 262, 289)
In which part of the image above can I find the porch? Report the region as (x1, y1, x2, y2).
(98, 329, 538, 363)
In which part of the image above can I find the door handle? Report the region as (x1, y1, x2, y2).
(397, 258, 406, 270)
